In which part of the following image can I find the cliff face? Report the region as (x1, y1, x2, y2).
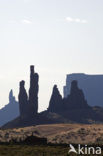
(48, 85, 63, 112)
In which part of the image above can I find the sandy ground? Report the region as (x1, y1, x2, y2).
(1, 124, 103, 144)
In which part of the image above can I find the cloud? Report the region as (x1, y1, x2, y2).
(65, 17, 88, 24)
(21, 19, 32, 24)
(8, 19, 33, 25)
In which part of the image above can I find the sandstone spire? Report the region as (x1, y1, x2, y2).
(48, 85, 63, 112)
(18, 80, 28, 117)
(28, 65, 39, 116)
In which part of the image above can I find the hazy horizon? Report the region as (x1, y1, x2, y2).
(0, 0, 103, 111)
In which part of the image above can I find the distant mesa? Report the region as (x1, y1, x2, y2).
(64, 73, 103, 107)
(0, 90, 19, 126)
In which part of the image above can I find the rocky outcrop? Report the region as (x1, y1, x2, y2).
(29, 66, 39, 116)
(18, 66, 39, 118)
(0, 90, 19, 126)
(48, 80, 89, 113)
(3, 65, 100, 129)
(18, 81, 28, 118)
(48, 85, 63, 112)
(3, 72, 103, 129)
(9, 90, 16, 103)
(64, 73, 103, 107)
(64, 80, 89, 109)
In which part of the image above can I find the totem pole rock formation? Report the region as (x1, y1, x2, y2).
(18, 66, 39, 118)
(48, 85, 63, 112)
(28, 65, 39, 116)
(65, 80, 89, 109)
(18, 80, 28, 117)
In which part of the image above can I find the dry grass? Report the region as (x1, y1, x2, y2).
(1, 124, 103, 155)
(1, 123, 103, 144)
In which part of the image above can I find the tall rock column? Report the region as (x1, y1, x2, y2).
(18, 80, 28, 117)
(28, 65, 39, 116)
(48, 85, 63, 113)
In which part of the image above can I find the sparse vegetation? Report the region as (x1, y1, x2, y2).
(1, 124, 103, 155)
(0, 144, 103, 156)
(0, 145, 69, 156)
(1, 124, 103, 145)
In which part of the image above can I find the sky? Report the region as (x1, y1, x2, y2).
(0, 0, 103, 111)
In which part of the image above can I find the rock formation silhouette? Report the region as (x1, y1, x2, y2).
(18, 66, 39, 118)
(64, 80, 89, 109)
(48, 80, 89, 114)
(0, 90, 19, 126)
(3, 67, 103, 129)
(48, 85, 63, 112)
(9, 90, 15, 103)
(18, 81, 28, 118)
(64, 73, 103, 107)
(29, 65, 39, 116)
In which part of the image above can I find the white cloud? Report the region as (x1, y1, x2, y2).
(21, 19, 32, 24)
(8, 19, 33, 25)
(65, 17, 88, 24)
(65, 17, 74, 22)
